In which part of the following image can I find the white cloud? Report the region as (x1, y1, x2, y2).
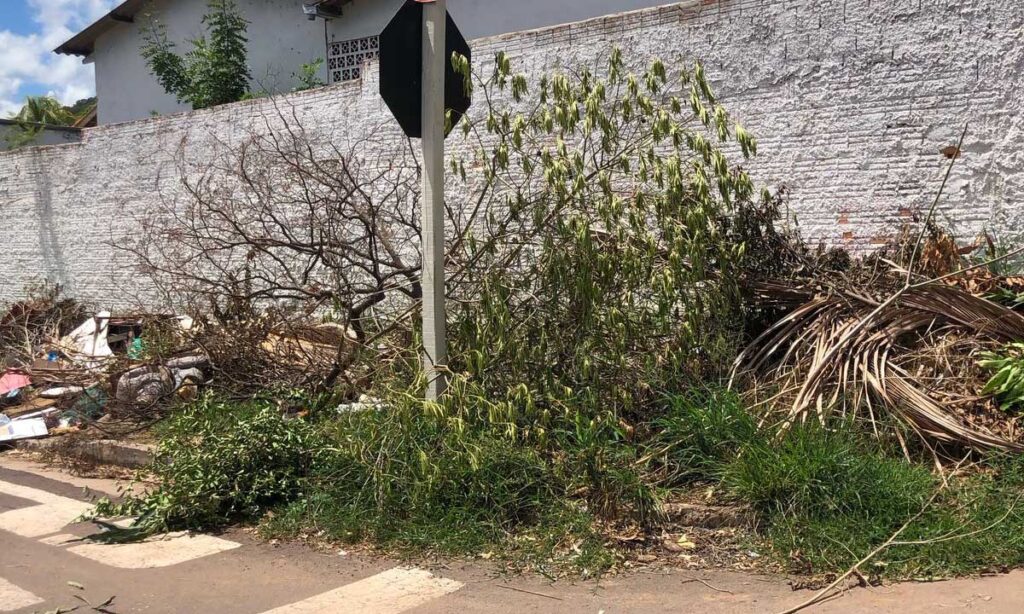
(0, 0, 118, 116)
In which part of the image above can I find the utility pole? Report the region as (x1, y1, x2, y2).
(420, 0, 447, 399)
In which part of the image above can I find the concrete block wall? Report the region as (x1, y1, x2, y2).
(2, 0, 1022, 308)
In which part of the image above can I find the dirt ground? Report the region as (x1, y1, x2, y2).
(2, 452, 1023, 613)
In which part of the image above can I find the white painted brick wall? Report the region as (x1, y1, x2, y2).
(2, 0, 1022, 308)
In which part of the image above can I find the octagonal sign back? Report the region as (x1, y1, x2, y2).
(379, 0, 472, 139)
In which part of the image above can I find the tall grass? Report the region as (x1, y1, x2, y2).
(724, 425, 1024, 578)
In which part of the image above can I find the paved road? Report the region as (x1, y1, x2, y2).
(2, 454, 1024, 613)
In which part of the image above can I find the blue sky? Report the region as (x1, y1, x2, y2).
(0, 0, 118, 116)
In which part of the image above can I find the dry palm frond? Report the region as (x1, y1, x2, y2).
(732, 279, 1024, 452)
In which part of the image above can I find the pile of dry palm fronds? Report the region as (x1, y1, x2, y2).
(732, 215, 1024, 453)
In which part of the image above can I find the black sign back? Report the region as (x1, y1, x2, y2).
(379, 0, 472, 138)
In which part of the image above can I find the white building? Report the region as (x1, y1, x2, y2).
(56, 0, 677, 125)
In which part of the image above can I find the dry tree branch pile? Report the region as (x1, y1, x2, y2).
(0, 282, 87, 368)
(732, 123, 1024, 454)
(114, 111, 430, 396)
(732, 226, 1024, 453)
(124, 116, 424, 336)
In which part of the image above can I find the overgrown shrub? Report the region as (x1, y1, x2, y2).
(109, 48, 789, 565)
(444, 49, 763, 417)
(270, 404, 561, 551)
(343, 49, 775, 526)
(93, 395, 317, 537)
(891, 454, 1024, 578)
(252, 384, 612, 571)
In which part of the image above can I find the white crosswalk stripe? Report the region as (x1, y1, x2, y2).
(1, 476, 465, 612)
(258, 567, 463, 614)
(0, 576, 44, 611)
(0, 478, 240, 568)
(68, 531, 241, 568)
(0, 479, 92, 538)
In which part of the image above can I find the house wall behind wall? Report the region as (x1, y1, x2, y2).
(327, 0, 688, 41)
(0, 123, 81, 151)
(94, 0, 685, 125)
(3, 0, 1023, 308)
(93, 0, 328, 125)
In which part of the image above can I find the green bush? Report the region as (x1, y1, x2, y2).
(93, 395, 317, 537)
(264, 399, 613, 570)
(721, 425, 934, 573)
(446, 50, 764, 425)
(141, 0, 251, 109)
(314, 409, 555, 539)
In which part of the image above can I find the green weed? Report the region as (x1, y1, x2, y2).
(725, 424, 934, 519)
(260, 395, 616, 572)
(649, 389, 758, 485)
(979, 342, 1024, 411)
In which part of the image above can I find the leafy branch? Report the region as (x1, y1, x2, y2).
(140, 0, 251, 109)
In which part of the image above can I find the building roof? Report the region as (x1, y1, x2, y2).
(73, 105, 99, 128)
(54, 0, 148, 56)
(54, 0, 353, 57)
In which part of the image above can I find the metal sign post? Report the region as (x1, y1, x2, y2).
(420, 0, 447, 400)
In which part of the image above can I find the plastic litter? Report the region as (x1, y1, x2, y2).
(0, 370, 31, 396)
(59, 311, 113, 367)
(0, 417, 48, 442)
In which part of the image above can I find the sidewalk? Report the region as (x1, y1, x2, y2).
(1, 453, 1022, 613)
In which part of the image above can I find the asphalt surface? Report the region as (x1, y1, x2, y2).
(2, 453, 1024, 613)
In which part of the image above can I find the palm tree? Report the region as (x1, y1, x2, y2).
(12, 96, 78, 126)
(5, 96, 83, 148)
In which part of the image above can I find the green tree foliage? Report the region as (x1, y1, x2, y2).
(141, 0, 252, 109)
(11, 96, 77, 125)
(4, 96, 83, 148)
(442, 49, 762, 422)
(66, 96, 97, 117)
(293, 58, 326, 92)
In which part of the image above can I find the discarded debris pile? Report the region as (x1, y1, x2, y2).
(185, 316, 362, 397)
(0, 286, 367, 444)
(0, 298, 211, 443)
(733, 227, 1024, 453)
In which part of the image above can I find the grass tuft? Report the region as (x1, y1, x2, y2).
(650, 388, 758, 485)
